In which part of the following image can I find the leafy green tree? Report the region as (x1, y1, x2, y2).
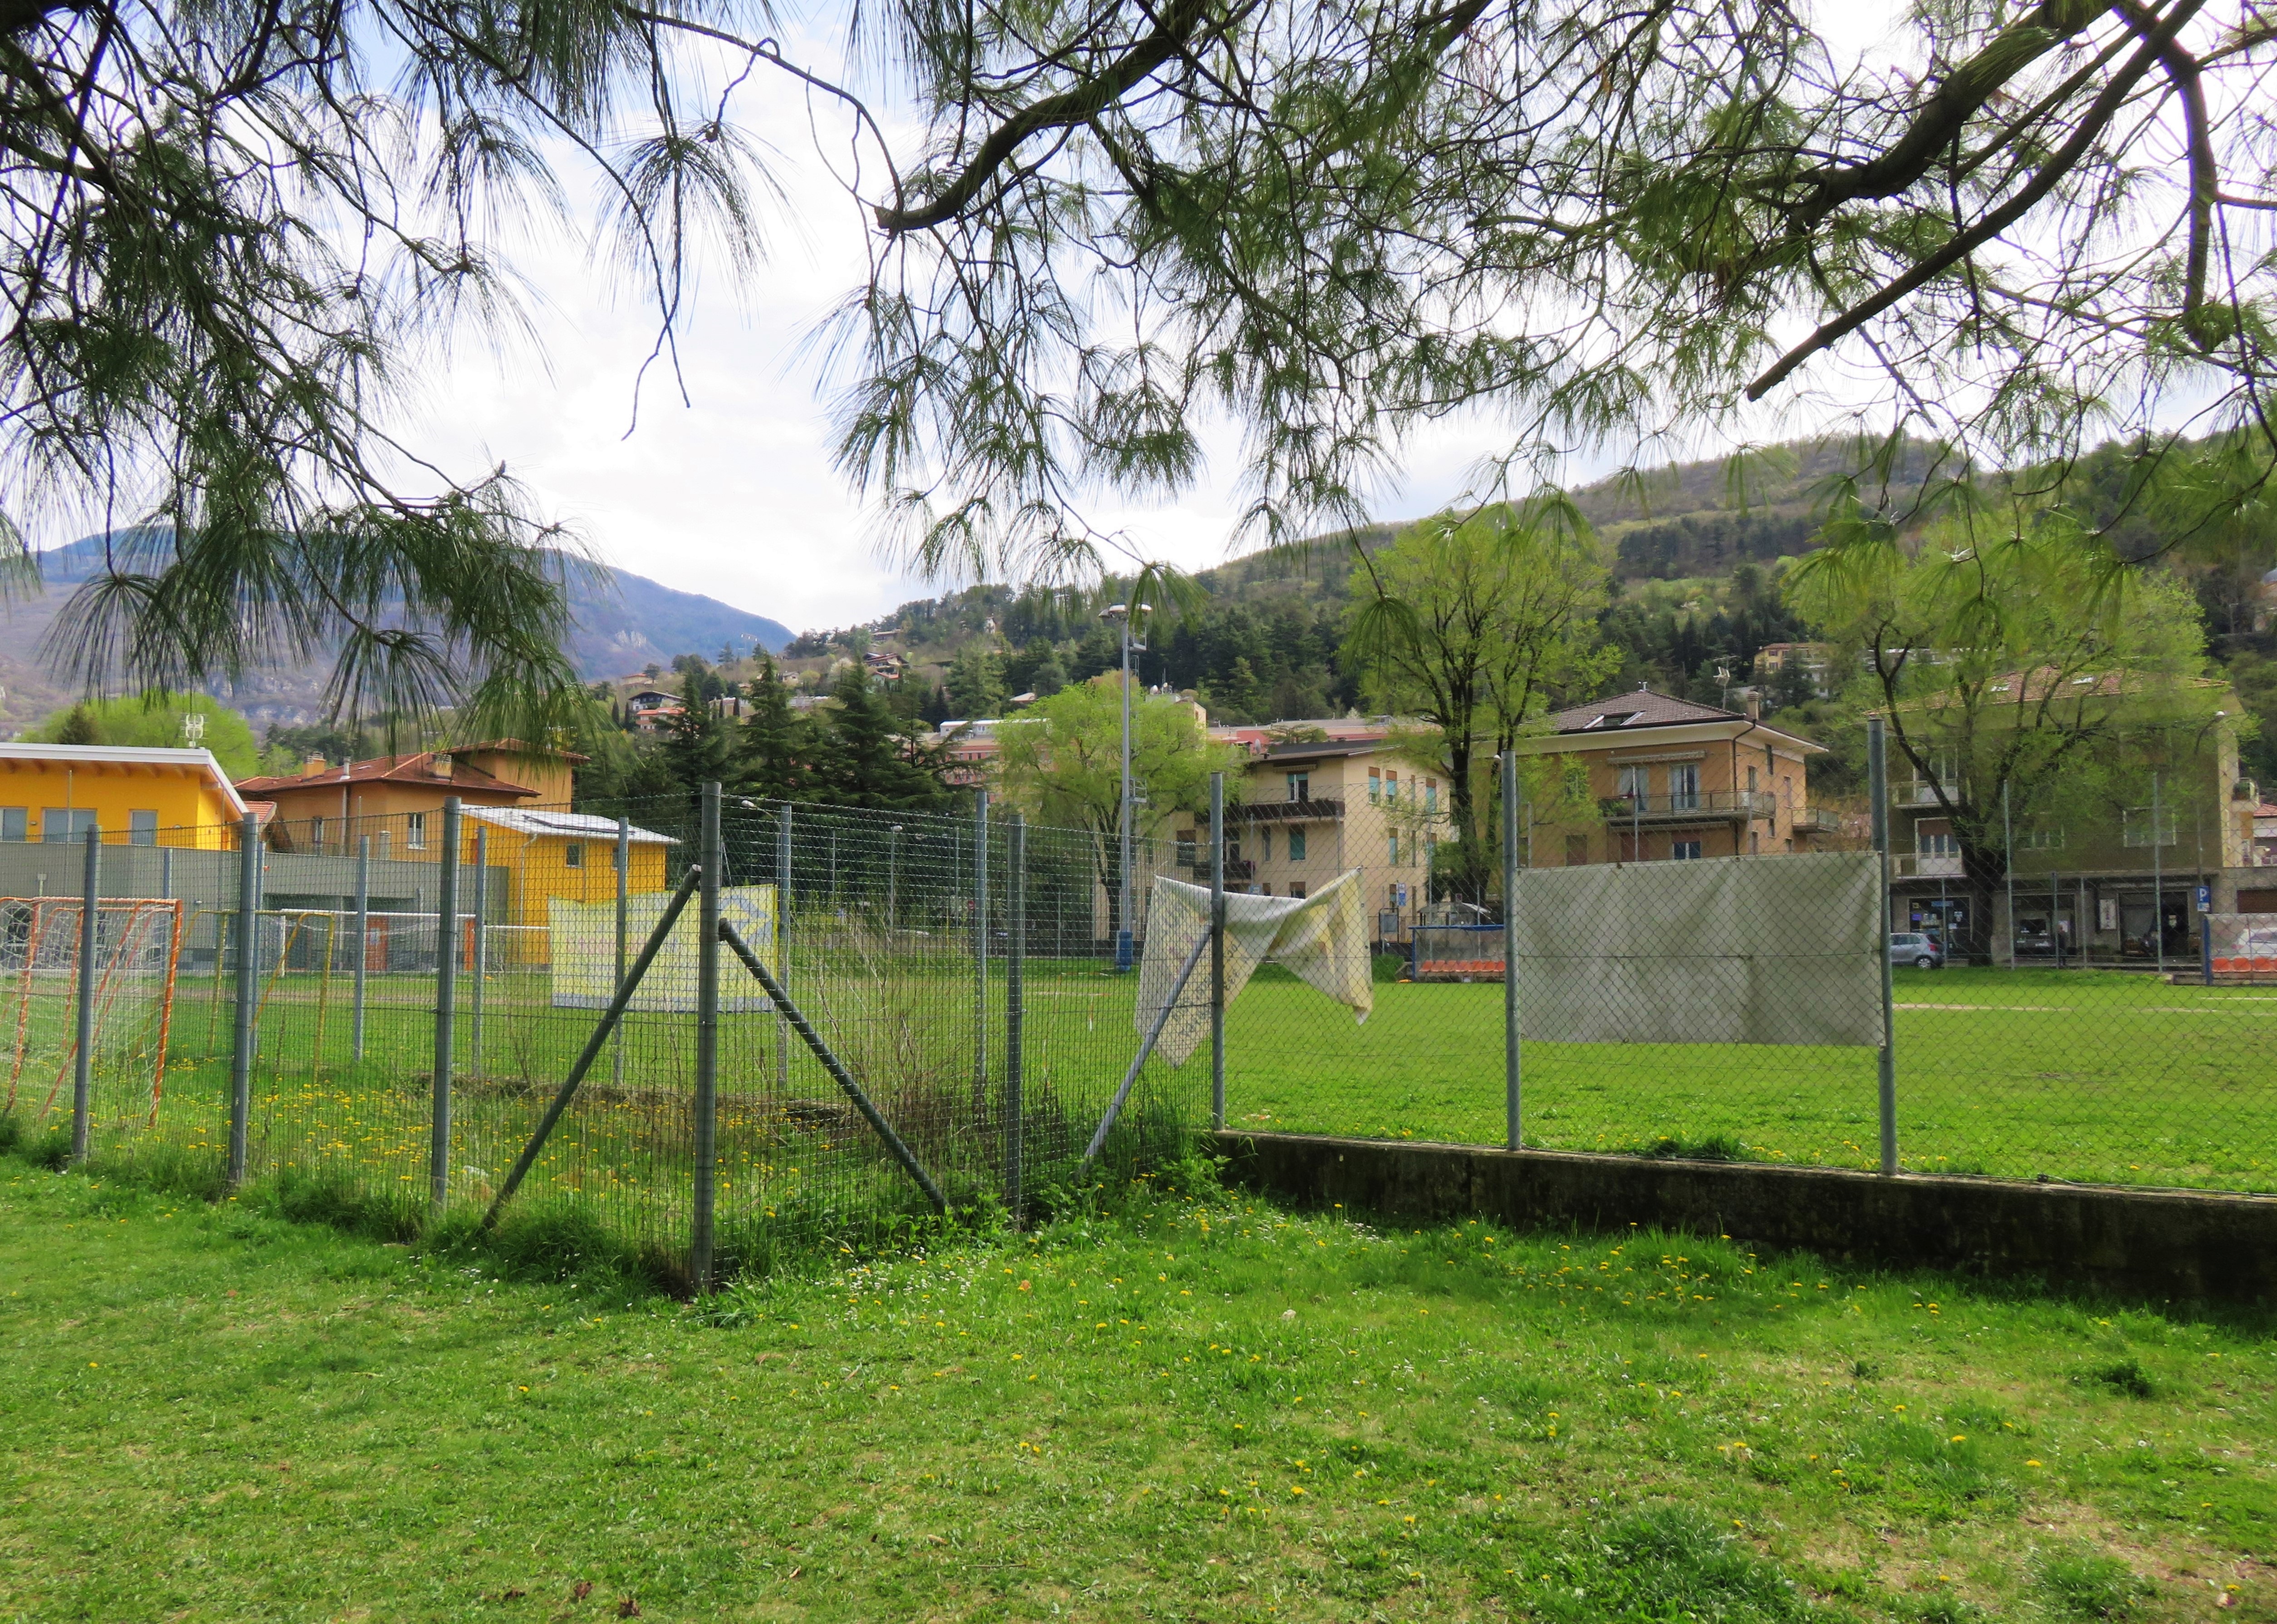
(737, 658, 814, 802)
(1029, 646, 1069, 698)
(809, 664, 955, 812)
(29, 692, 264, 777)
(1793, 523, 2236, 961)
(994, 676, 1246, 938)
(1345, 502, 1617, 902)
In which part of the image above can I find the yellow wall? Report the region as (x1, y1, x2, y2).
(0, 757, 238, 848)
(458, 821, 672, 930)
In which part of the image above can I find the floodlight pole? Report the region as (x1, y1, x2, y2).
(1101, 599, 1147, 971)
(1209, 771, 1226, 1129)
(1502, 752, 1521, 1154)
(1868, 716, 1897, 1176)
(71, 823, 98, 1163)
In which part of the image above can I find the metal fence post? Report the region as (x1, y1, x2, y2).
(229, 813, 257, 1187)
(1502, 752, 1522, 1153)
(974, 788, 989, 1129)
(1006, 812, 1025, 1222)
(614, 815, 630, 1088)
(352, 835, 370, 1061)
(2002, 779, 2015, 971)
(691, 781, 722, 1292)
(775, 804, 791, 1093)
(1209, 771, 1225, 1130)
(71, 824, 98, 1163)
(1868, 716, 1898, 1175)
(2152, 772, 2165, 976)
(431, 797, 460, 1211)
(470, 823, 488, 1076)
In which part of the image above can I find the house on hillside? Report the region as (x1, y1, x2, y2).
(1513, 689, 1836, 866)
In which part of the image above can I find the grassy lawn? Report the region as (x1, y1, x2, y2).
(1223, 967, 2277, 1191)
(0, 1155, 2271, 1621)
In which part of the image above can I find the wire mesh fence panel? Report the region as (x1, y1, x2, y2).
(1886, 955, 2277, 1191)
(22, 773, 2273, 1275)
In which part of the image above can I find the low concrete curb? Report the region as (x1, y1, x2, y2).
(1210, 1130, 2277, 1307)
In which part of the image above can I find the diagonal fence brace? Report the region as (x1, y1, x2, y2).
(718, 918, 948, 1215)
(481, 865, 703, 1230)
(1083, 925, 1213, 1167)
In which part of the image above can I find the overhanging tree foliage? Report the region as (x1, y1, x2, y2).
(7, 0, 2271, 710)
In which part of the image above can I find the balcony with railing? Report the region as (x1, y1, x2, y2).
(1597, 789, 1776, 824)
(1230, 797, 1344, 825)
(1893, 851, 1964, 878)
(1894, 778, 1961, 807)
(1791, 806, 1848, 835)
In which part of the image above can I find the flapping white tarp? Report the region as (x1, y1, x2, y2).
(1136, 870, 1374, 1065)
(1509, 851, 1885, 1048)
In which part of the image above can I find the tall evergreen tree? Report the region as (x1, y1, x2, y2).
(738, 658, 813, 802)
(812, 664, 955, 812)
(659, 674, 733, 798)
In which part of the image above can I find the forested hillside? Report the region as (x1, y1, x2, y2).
(784, 436, 2277, 788)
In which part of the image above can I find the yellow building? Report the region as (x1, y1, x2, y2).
(460, 807, 676, 932)
(0, 743, 250, 848)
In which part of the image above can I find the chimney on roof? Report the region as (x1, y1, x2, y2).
(1745, 694, 1761, 721)
(433, 751, 454, 778)
(301, 755, 327, 778)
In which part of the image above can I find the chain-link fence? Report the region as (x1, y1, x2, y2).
(1221, 744, 2277, 1194)
(6, 748, 2269, 1289)
(0, 788, 1210, 1283)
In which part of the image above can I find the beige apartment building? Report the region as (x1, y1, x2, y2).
(1172, 729, 1453, 942)
(1512, 689, 1837, 865)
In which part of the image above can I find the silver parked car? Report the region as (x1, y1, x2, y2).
(1888, 931, 1943, 969)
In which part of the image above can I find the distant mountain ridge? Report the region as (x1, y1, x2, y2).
(0, 533, 791, 737)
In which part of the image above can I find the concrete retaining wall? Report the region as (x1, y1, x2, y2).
(1211, 1130, 2277, 1306)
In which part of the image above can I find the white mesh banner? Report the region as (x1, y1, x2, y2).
(1511, 851, 1885, 1047)
(548, 885, 775, 1012)
(1138, 870, 1373, 1066)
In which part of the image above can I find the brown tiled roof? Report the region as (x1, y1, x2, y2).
(1549, 689, 1746, 734)
(235, 750, 540, 798)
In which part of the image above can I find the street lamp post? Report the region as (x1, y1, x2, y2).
(1099, 599, 1149, 970)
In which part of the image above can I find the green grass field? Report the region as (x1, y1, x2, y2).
(0, 1152, 2270, 1621)
(7, 957, 2272, 1280)
(1221, 966, 2277, 1191)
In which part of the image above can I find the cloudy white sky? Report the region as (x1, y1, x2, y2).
(382, 2, 1912, 636)
(397, 149, 1549, 637)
